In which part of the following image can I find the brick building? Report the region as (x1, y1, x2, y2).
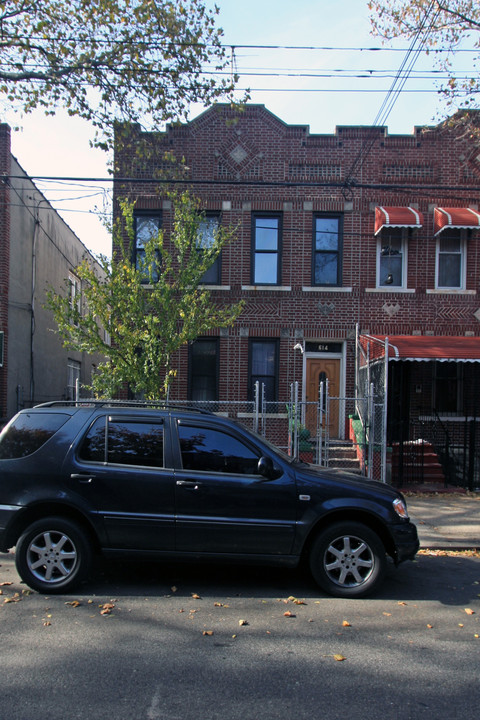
(0, 124, 102, 422)
(113, 105, 480, 487)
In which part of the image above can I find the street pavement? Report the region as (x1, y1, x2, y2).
(406, 492, 480, 549)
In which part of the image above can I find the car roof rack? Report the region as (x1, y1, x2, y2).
(33, 399, 215, 415)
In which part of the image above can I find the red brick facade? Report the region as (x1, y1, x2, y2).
(113, 105, 480, 437)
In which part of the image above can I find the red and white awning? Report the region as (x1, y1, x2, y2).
(374, 206, 423, 235)
(434, 207, 480, 236)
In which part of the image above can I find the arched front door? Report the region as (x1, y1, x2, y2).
(306, 357, 341, 438)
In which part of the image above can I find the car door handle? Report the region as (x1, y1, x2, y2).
(71, 473, 96, 483)
(176, 480, 201, 490)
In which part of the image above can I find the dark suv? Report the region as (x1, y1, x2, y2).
(0, 402, 418, 597)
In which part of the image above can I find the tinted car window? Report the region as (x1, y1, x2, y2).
(178, 424, 260, 474)
(0, 413, 69, 459)
(79, 417, 164, 468)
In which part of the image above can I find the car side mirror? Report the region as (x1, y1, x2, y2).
(257, 455, 280, 480)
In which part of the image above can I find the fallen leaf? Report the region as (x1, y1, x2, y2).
(398, 601, 407, 606)
(427, 624, 433, 629)
(0, 581, 13, 586)
(202, 630, 214, 636)
(43, 621, 51, 627)
(239, 619, 248, 626)
(100, 602, 115, 615)
(465, 608, 475, 615)
(284, 611, 296, 618)
(192, 594, 201, 600)
(342, 620, 351, 627)
(214, 602, 223, 607)
(475, 634, 479, 639)
(459, 623, 464, 628)
(65, 600, 81, 608)
(383, 612, 392, 616)
(334, 654, 346, 662)
(4, 593, 21, 604)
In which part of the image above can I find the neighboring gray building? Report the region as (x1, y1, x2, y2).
(0, 123, 103, 422)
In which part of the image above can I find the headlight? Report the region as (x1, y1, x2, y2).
(393, 497, 409, 519)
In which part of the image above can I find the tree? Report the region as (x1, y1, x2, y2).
(0, 0, 239, 149)
(368, 1, 480, 131)
(46, 191, 244, 399)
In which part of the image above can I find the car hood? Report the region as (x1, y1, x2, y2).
(293, 463, 402, 501)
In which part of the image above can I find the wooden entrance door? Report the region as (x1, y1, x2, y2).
(306, 358, 341, 438)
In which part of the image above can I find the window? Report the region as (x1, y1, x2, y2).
(189, 339, 219, 401)
(79, 417, 164, 467)
(133, 212, 162, 283)
(436, 231, 465, 289)
(67, 359, 81, 401)
(252, 215, 281, 285)
(68, 272, 81, 325)
(178, 424, 260, 474)
(0, 413, 69, 459)
(313, 215, 342, 285)
(377, 228, 407, 288)
(197, 215, 221, 284)
(249, 339, 278, 403)
(434, 362, 463, 414)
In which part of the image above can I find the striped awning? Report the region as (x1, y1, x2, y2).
(374, 206, 423, 235)
(434, 207, 480, 236)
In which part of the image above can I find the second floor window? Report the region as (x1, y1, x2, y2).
(436, 231, 465, 289)
(197, 215, 221, 284)
(252, 215, 281, 285)
(313, 216, 342, 285)
(134, 212, 162, 283)
(377, 228, 407, 288)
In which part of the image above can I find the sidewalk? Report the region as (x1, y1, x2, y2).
(406, 493, 480, 549)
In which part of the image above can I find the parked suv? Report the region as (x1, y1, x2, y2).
(0, 402, 419, 597)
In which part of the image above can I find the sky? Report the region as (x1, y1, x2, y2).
(2, 0, 464, 257)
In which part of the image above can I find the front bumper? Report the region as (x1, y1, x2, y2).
(389, 520, 420, 564)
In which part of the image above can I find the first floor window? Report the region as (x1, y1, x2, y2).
(249, 339, 278, 404)
(197, 215, 221, 284)
(434, 362, 463, 414)
(134, 211, 162, 283)
(252, 215, 281, 285)
(377, 228, 407, 288)
(314, 215, 342, 285)
(67, 359, 81, 401)
(436, 231, 465, 289)
(189, 339, 219, 401)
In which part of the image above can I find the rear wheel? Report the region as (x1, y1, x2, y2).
(309, 522, 386, 598)
(15, 517, 92, 594)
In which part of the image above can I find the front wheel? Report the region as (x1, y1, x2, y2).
(15, 517, 92, 594)
(309, 522, 386, 598)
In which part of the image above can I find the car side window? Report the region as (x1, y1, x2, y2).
(178, 424, 260, 474)
(79, 417, 164, 468)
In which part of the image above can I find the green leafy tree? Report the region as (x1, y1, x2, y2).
(369, 1, 480, 131)
(46, 191, 244, 399)
(0, 0, 239, 148)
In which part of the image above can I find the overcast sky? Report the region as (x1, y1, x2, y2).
(3, 0, 459, 256)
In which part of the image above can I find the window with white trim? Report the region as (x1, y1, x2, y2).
(197, 214, 221, 284)
(252, 215, 281, 285)
(377, 228, 407, 288)
(67, 359, 81, 401)
(133, 211, 162, 283)
(436, 230, 466, 289)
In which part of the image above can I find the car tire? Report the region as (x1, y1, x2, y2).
(309, 522, 386, 598)
(15, 517, 92, 594)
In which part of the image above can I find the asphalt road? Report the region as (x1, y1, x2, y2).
(1, 552, 479, 720)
